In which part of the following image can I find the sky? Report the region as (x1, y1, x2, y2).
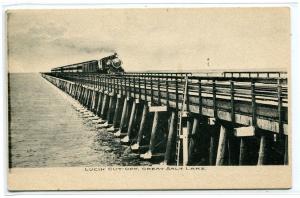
(7, 8, 290, 73)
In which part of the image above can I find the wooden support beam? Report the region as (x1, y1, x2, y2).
(100, 93, 108, 118)
(91, 90, 98, 111)
(257, 135, 266, 165)
(239, 137, 246, 165)
(216, 125, 227, 166)
(93, 91, 99, 113)
(149, 111, 160, 153)
(131, 103, 149, 151)
(163, 111, 176, 164)
(149, 105, 168, 112)
(182, 117, 192, 166)
(114, 97, 129, 137)
(209, 126, 218, 165)
(106, 95, 115, 124)
(95, 92, 103, 116)
(284, 135, 288, 165)
(111, 96, 122, 129)
(85, 89, 91, 107)
(208, 117, 216, 126)
(140, 111, 160, 159)
(88, 89, 94, 108)
(234, 126, 255, 137)
(121, 99, 138, 143)
(188, 117, 199, 165)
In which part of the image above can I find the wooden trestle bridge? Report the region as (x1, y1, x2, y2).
(41, 71, 288, 166)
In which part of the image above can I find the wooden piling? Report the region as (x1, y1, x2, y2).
(284, 135, 288, 165)
(78, 86, 83, 101)
(91, 90, 97, 111)
(239, 137, 246, 165)
(132, 103, 148, 150)
(79, 86, 84, 104)
(115, 97, 128, 136)
(149, 111, 160, 153)
(72, 83, 76, 96)
(92, 91, 99, 113)
(164, 111, 176, 164)
(122, 99, 138, 143)
(75, 85, 81, 100)
(106, 95, 114, 124)
(187, 117, 199, 165)
(84, 89, 90, 107)
(88, 89, 94, 110)
(216, 125, 227, 166)
(87, 89, 92, 108)
(112, 95, 122, 129)
(96, 92, 103, 116)
(209, 125, 219, 165)
(81, 87, 87, 105)
(257, 135, 266, 165)
(100, 93, 108, 118)
(183, 117, 191, 164)
(226, 133, 239, 165)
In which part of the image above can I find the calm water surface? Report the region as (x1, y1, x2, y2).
(9, 73, 151, 167)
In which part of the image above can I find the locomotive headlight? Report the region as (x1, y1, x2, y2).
(112, 58, 122, 68)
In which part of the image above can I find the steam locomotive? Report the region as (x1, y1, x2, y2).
(51, 53, 125, 74)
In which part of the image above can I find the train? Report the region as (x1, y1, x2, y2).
(51, 53, 125, 74)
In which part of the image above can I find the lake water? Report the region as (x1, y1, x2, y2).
(8, 73, 151, 167)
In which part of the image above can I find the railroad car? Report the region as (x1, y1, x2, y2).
(51, 53, 124, 74)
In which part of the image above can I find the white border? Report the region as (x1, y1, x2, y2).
(1, 0, 299, 196)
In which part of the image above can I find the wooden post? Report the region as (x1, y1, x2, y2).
(88, 89, 94, 108)
(79, 87, 85, 104)
(76, 85, 81, 100)
(131, 103, 148, 150)
(106, 95, 114, 124)
(81, 87, 86, 104)
(87, 89, 92, 109)
(91, 90, 97, 111)
(163, 111, 176, 164)
(83, 88, 88, 106)
(216, 125, 227, 166)
(90, 90, 95, 111)
(140, 111, 160, 159)
(89, 89, 94, 109)
(188, 117, 199, 165)
(257, 135, 266, 165)
(100, 93, 108, 118)
(88, 90, 94, 110)
(149, 111, 160, 153)
(112, 95, 122, 128)
(69, 84, 73, 95)
(85, 89, 91, 107)
(209, 125, 218, 165)
(183, 118, 191, 166)
(74, 85, 79, 99)
(72, 84, 76, 97)
(284, 135, 288, 165)
(122, 99, 138, 143)
(92, 91, 99, 113)
(114, 97, 128, 137)
(226, 131, 240, 166)
(95, 92, 103, 116)
(239, 137, 246, 165)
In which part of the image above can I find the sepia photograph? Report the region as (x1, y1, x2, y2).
(6, 7, 291, 190)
